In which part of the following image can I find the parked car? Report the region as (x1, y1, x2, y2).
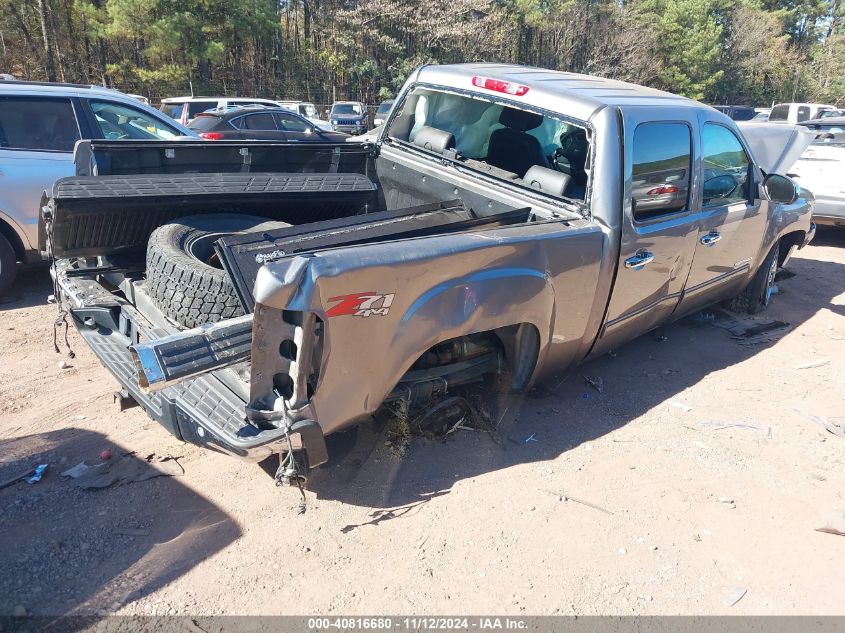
(792, 116, 845, 227)
(818, 109, 845, 119)
(712, 105, 756, 121)
(275, 100, 331, 131)
(0, 80, 193, 294)
(373, 100, 394, 127)
(160, 96, 280, 125)
(187, 105, 347, 142)
(328, 101, 368, 134)
(45, 64, 815, 483)
(768, 102, 837, 124)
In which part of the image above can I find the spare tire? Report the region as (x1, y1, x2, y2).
(146, 214, 287, 329)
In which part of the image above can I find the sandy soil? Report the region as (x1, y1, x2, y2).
(1, 231, 843, 617)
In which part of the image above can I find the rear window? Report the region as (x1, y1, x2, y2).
(187, 101, 217, 118)
(0, 96, 80, 152)
(160, 103, 183, 120)
(187, 114, 223, 131)
(386, 86, 591, 201)
(631, 122, 691, 220)
(769, 105, 789, 121)
(732, 107, 755, 121)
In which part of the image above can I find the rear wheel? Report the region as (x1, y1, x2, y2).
(726, 241, 779, 314)
(146, 214, 288, 329)
(0, 233, 17, 297)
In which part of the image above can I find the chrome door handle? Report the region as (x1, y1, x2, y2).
(700, 231, 722, 246)
(624, 250, 655, 269)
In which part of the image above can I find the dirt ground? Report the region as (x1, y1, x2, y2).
(1, 231, 843, 617)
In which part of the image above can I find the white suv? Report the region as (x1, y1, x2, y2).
(0, 80, 193, 294)
(160, 96, 281, 125)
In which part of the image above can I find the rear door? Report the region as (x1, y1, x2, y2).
(0, 95, 81, 251)
(676, 120, 766, 314)
(598, 111, 699, 349)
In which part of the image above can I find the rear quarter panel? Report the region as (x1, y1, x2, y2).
(254, 220, 606, 434)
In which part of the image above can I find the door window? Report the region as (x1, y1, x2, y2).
(0, 97, 80, 152)
(701, 124, 750, 207)
(240, 113, 279, 130)
(769, 105, 789, 121)
(275, 112, 311, 132)
(631, 122, 692, 220)
(91, 101, 182, 140)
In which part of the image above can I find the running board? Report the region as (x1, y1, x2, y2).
(131, 315, 253, 392)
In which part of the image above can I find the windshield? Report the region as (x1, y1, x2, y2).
(385, 86, 590, 201)
(377, 102, 393, 114)
(332, 104, 363, 115)
(92, 101, 182, 140)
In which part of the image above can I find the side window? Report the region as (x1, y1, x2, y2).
(275, 112, 311, 132)
(701, 124, 750, 207)
(631, 122, 691, 221)
(796, 106, 812, 122)
(90, 101, 182, 140)
(0, 97, 80, 152)
(242, 113, 278, 130)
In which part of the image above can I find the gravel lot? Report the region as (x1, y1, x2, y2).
(1, 230, 843, 616)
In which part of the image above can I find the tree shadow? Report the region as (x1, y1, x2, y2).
(0, 428, 240, 616)
(304, 253, 845, 510)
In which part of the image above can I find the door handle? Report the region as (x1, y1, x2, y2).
(700, 231, 722, 246)
(624, 250, 655, 269)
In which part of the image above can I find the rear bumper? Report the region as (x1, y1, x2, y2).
(58, 272, 327, 464)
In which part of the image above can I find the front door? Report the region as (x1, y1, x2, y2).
(676, 120, 767, 314)
(596, 114, 700, 353)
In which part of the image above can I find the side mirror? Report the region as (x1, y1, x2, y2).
(763, 173, 799, 204)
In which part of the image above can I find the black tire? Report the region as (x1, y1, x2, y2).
(726, 241, 779, 314)
(0, 233, 18, 297)
(146, 214, 286, 329)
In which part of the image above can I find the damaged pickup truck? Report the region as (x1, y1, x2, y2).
(45, 64, 816, 484)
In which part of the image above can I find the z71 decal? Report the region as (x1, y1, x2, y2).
(326, 292, 395, 318)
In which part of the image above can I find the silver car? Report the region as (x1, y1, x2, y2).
(0, 80, 194, 293)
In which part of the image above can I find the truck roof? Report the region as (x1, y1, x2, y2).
(416, 63, 702, 121)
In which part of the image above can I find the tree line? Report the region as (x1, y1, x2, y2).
(1, 0, 843, 106)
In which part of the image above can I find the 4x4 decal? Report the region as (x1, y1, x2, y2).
(326, 292, 395, 318)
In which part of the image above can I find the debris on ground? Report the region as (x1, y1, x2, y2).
(61, 454, 183, 489)
(724, 587, 748, 607)
(582, 374, 604, 393)
(804, 413, 845, 439)
(100, 449, 112, 461)
(815, 511, 845, 537)
(709, 310, 791, 346)
(668, 400, 692, 413)
(794, 358, 830, 370)
(545, 489, 613, 515)
(26, 464, 48, 484)
(524, 433, 538, 443)
(114, 527, 151, 537)
(57, 360, 71, 370)
(0, 464, 48, 490)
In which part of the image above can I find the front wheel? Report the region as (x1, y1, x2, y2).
(725, 242, 779, 314)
